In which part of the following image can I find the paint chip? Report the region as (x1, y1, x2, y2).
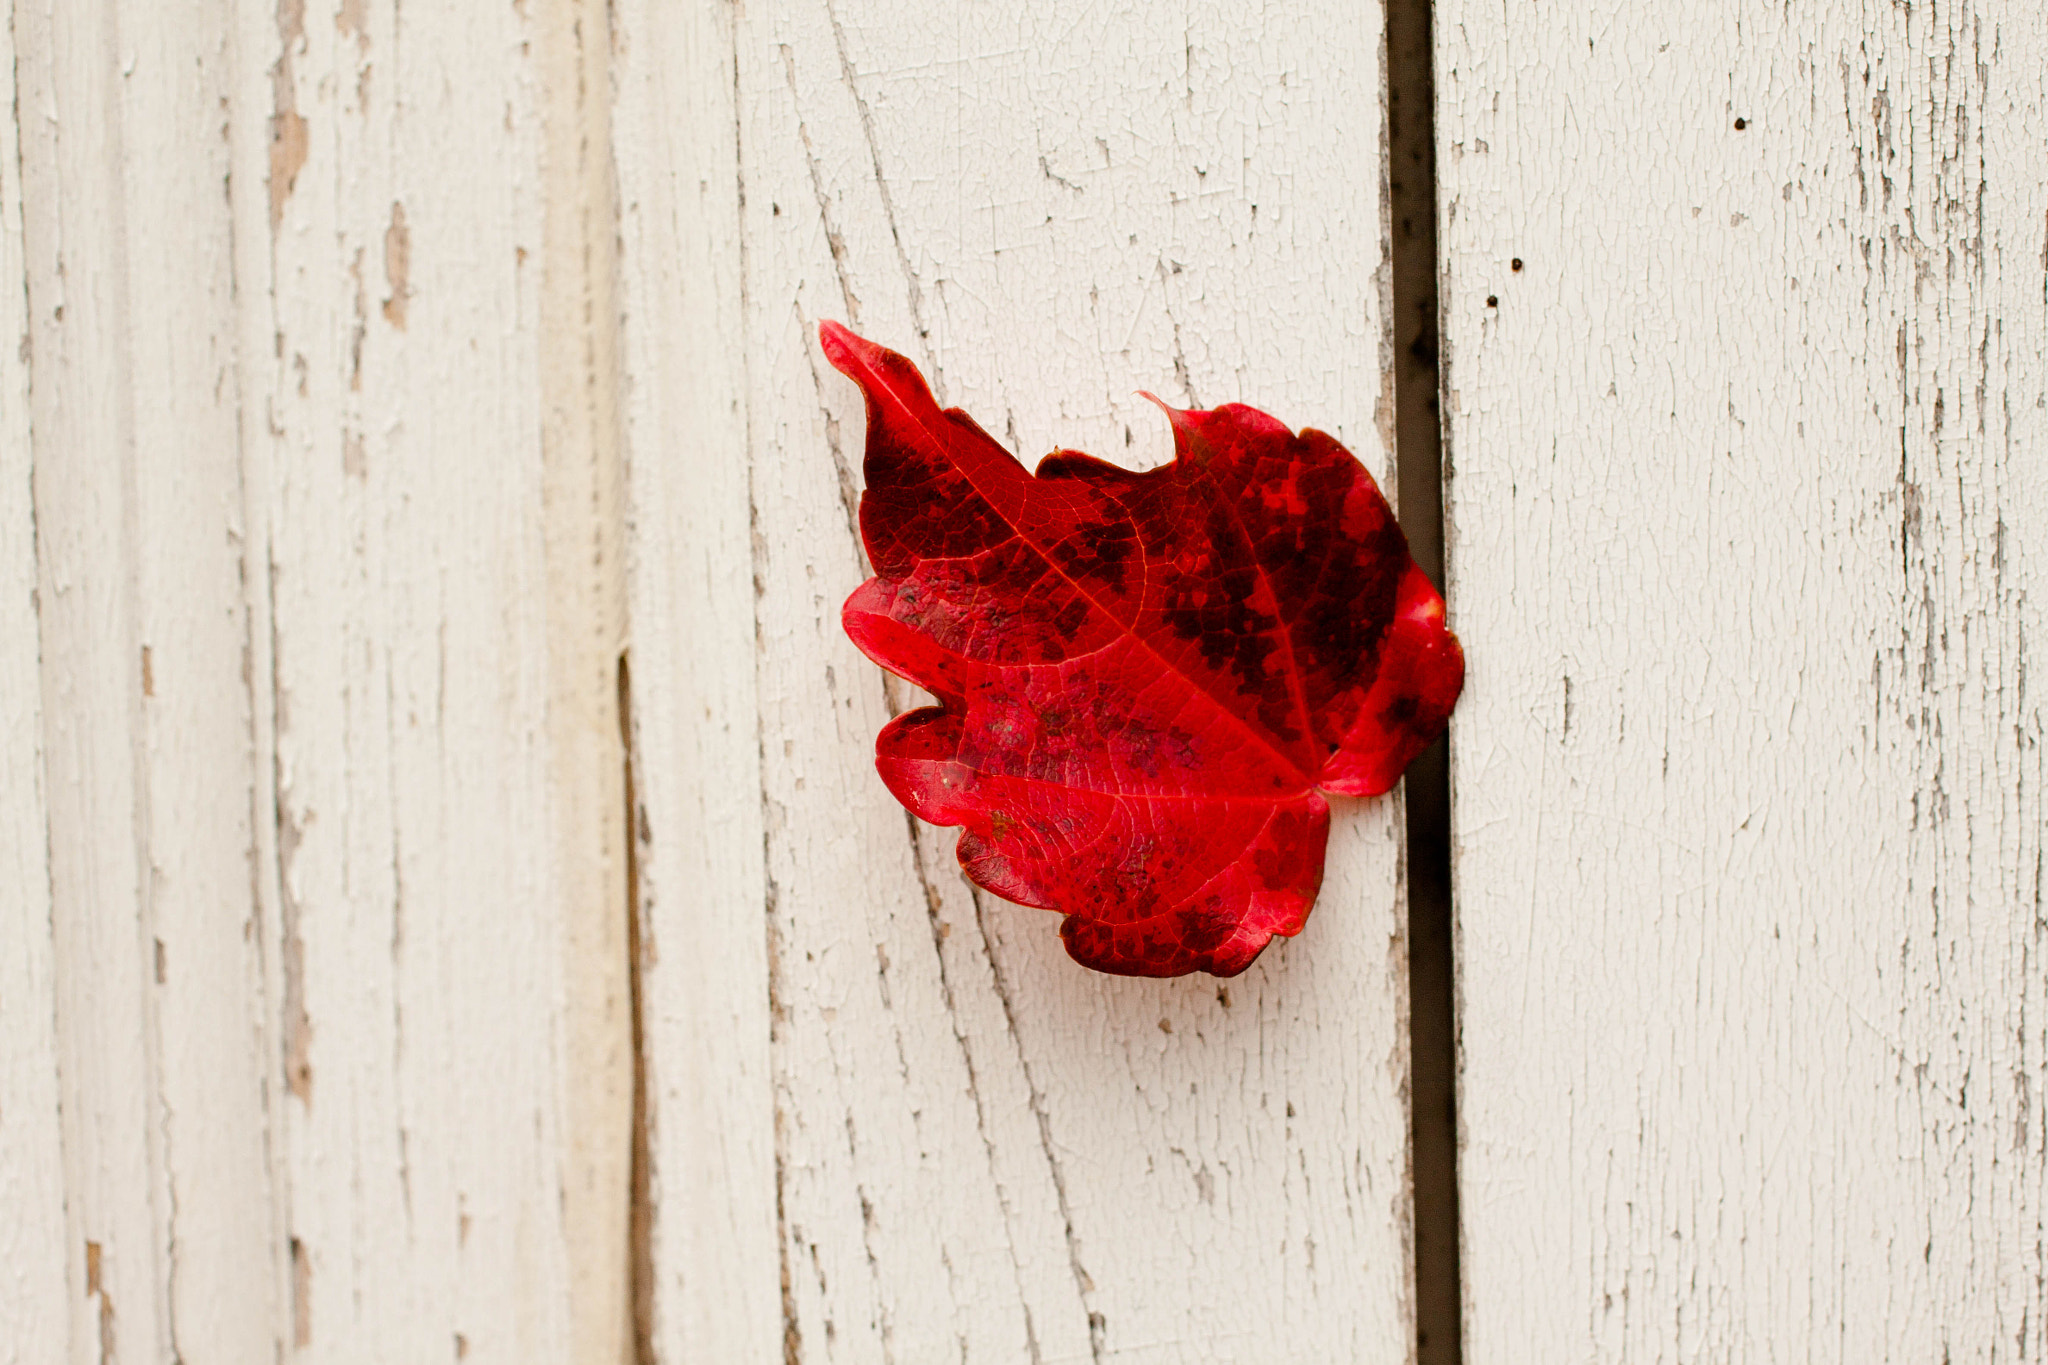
(337, 0, 368, 42)
(269, 0, 309, 227)
(383, 203, 411, 329)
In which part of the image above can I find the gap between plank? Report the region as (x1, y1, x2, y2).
(1387, 0, 1463, 1358)
(620, 652, 657, 1365)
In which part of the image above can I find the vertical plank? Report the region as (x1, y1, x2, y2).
(17, 0, 282, 1357)
(242, 0, 621, 1355)
(1440, 1, 2048, 1359)
(0, 3, 74, 1355)
(610, 1, 780, 1360)
(21, 0, 175, 1347)
(116, 2, 286, 1354)
(618, 1, 1417, 1358)
(535, 0, 634, 1358)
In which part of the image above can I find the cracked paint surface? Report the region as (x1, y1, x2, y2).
(1440, 0, 2048, 1359)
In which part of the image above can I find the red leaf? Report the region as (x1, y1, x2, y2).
(823, 322, 1464, 978)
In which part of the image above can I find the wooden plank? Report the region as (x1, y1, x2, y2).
(609, 2, 780, 1360)
(0, 4, 74, 1357)
(617, 1, 1417, 1357)
(535, 1, 635, 1359)
(1439, 2, 2048, 1358)
(116, 2, 287, 1355)
(19, 0, 177, 1349)
(240, 0, 622, 1356)
(17, 0, 282, 1357)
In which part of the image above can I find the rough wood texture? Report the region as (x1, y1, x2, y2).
(1439, 2, 2048, 1358)
(242, 0, 627, 1357)
(17, 0, 281, 1357)
(537, 1, 636, 1356)
(614, 2, 1416, 1359)
(610, 2, 780, 1360)
(2, 0, 636, 1355)
(0, 6, 73, 1356)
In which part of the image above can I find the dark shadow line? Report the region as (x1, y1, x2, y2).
(620, 652, 657, 1365)
(1388, 0, 1463, 1358)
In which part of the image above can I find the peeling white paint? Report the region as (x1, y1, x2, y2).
(4, 0, 638, 1358)
(17, 0, 2029, 1361)
(0, 7, 73, 1359)
(1440, 1, 2048, 1359)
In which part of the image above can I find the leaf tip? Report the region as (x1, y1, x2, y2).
(1137, 390, 1211, 466)
(818, 318, 861, 371)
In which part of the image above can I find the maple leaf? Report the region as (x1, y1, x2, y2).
(823, 322, 1463, 978)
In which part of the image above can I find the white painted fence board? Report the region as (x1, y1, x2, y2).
(610, 2, 782, 1360)
(245, 0, 625, 1357)
(535, 3, 636, 1357)
(0, 6, 72, 1357)
(617, 2, 1416, 1358)
(7, 0, 697, 1354)
(1439, 2, 2048, 1359)
(20, 3, 177, 1351)
(118, 4, 286, 1356)
(17, 0, 283, 1357)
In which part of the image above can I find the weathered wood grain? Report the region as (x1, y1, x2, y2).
(237, 0, 626, 1357)
(536, 1, 636, 1357)
(17, 0, 283, 1357)
(1439, 2, 2048, 1358)
(0, 6, 73, 1356)
(610, 1, 781, 1360)
(614, 2, 1417, 1358)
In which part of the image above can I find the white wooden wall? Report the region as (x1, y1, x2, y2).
(2, 1, 2042, 1363)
